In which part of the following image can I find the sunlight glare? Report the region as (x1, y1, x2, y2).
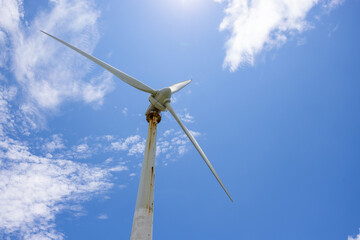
(171, 0, 203, 9)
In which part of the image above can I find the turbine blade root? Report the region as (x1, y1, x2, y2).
(169, 79, 192, 93)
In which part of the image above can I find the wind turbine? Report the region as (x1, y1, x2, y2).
(41, 30, 233, 240)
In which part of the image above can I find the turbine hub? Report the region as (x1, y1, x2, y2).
(154, 87, 171, 106)
(148, 87, 172, 112)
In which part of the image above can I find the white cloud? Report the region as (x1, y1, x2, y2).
(41, 133, 146, 160)
(0, 136, 112, 240)
(83, 71, 114, 106)
(171, 135, 187, 145)
(43, 134, 65, 152)
(128, 139, 146, 156)
(0, 0, 22, 38)
(189, 130, 201, 137)
(0, 84, 41, 135)
(323, 0, 344, 10)
(163, 129, 174, 137)
(178, 145, 187, 155)
(111, 135, 142, 152)
(180, 113, 194, 123)
(216, 0, 344, 71)
(328, 24, 339, 37)
(157, 129, 201, 160)
(170, 95, 178, 103)
(19, 103, 45, 133)
(122, 107, 128, 115)
(0, 84, 121, 239)
(66, 126, 202, 162)
(97, 214, 108, 220)
(0, 85, 16, 135)
(104, 157, 113, 164)
(60, 142, 94, 159)
(1, 83, 203, 165)
(0, 0, 114, 127)
(109, 165, 129, 172)
(349, 229, 360, 240)
(178, 108, 195, 123)
(156, 140, 170, 156)
(75, 143, 89, 153)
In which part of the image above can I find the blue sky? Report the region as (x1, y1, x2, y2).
(0, 0, 359, 239)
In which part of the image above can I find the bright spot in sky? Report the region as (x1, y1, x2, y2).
(178, 0, 194, 6)
(169, 0, 204, 9)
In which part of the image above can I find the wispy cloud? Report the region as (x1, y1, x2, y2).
(109, 165, 128, 172)
(0, 85, 17, 135)
(0, 83, 126, 239)
(0, 136, 113, 239)
(158, 129, 201, 162)
(328, 24, 339, 37)
(63, 127, 203, 164)
(323, 0, 344, 10)
(35, 129, 202, 162)
(122, 107, 128, 115)
(0, 0, 114, 128)
(0, 1, 120, 238)
(216, 0, 344, 71)
(97, 214, 108, 220)
(111, 135, 143, 153)
(43, 134, 65, 152)
(349, 229, 360, 240)
(0, 83, 41, 135)
(179, 108, 195, 123)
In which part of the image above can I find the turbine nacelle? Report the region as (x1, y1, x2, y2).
(145, 79, 192, 115)
(147, 87, 172, 114)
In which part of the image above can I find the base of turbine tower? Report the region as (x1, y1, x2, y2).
(130, 111, 161, 240)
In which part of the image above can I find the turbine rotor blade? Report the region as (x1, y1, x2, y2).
(165, 102, 233, 202)
(169, 79, 192, 94)
(40, 30, 156, 94)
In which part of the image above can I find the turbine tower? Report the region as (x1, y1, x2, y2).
(41, 30, 233, 240)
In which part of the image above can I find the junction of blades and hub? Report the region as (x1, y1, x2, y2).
(145, 87, 172, 115)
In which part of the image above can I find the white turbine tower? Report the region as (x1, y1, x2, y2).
(41, 30, 233, 240)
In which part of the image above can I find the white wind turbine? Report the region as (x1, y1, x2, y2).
(41, 30, 233, 240)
